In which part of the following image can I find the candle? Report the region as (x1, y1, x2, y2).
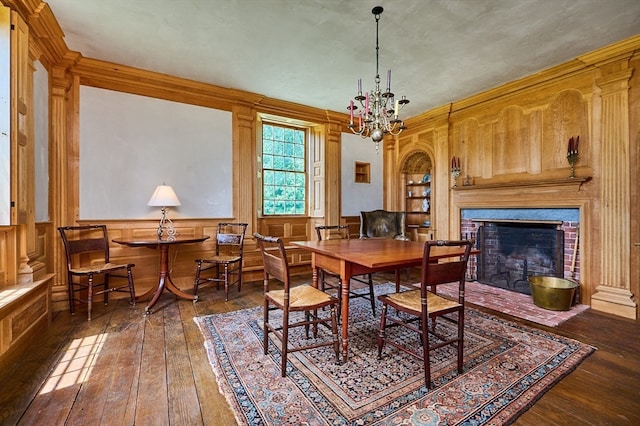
(349, 100, 354, 124)
(387, 69, 391, 91)
(451, 156, 455, 169)
(394, 99, 399, 118)
(567, 137, 574, 154)
(575, 136, 579, 153)
(358, 79, 362, 95)
(365, 92, 369, 113)
(457, 157, 460, 168)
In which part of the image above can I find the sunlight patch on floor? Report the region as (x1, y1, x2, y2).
(39, 333, 108, 394)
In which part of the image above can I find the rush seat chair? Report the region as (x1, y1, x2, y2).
(254, 232, 340, 377)
(377, 239, 473, 388)
(193, 222, 247, 301)
(58, 225, 136, 321)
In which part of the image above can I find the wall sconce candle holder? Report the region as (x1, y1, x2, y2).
(567, 154, 578, 178)
(567, 136, 580, 178)
(451, 156, 461, 188)
(451, 167, 461, 188)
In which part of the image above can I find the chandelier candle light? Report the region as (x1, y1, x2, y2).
(347, 6, 410, 151)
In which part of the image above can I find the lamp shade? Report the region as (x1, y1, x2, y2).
(147, 185, 181, 207)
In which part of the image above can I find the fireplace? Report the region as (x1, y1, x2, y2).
(461, 209, 580, 296)
(476, 221, 564, 294)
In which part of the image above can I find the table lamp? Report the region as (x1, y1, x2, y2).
(148, 184, 181, 239)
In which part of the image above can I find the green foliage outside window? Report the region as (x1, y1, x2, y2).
(262, 124, 306, 215)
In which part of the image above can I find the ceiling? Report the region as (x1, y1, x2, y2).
(46, 0, 640, 119)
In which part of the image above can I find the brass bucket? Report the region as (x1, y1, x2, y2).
(528, 276, 578, 311)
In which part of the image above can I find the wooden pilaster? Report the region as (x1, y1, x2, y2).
(232, 103, 255, 233)
(48, 65, 73, 306)
(324, 121, 342, 226)
(591, 63, 636, 318)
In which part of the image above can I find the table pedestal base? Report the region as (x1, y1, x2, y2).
(136, 244, 198, 315)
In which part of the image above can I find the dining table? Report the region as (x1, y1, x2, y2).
(113, 234, 209, 314)
(292, 238, 477, 363)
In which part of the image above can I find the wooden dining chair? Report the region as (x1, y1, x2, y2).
(377, 239, 473, 389)
(254, 232, 340, 377)
(58, 225, 136, 321)
(194, 222, 247, 301)
(315, 225, 376, 316)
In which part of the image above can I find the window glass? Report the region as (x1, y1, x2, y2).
(262, 123, 306, 215)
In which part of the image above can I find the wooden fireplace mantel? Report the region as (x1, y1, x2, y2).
(452, 177, 592, 191)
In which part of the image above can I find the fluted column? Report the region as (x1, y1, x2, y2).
(591, 65, 636, 319)
(232, 103, 255, 232)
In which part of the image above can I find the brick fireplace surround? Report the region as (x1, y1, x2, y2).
(460, 209, 580, 294)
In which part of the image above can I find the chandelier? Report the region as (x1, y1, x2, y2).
(347, 6, 410, 149)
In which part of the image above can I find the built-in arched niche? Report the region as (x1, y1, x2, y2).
(400, 151, 432, 175)
(400, 151, 433, 240)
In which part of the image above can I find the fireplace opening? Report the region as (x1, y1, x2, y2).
(477, 221, 564, 295)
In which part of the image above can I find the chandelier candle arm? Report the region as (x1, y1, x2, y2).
(346, 6, 410, 148)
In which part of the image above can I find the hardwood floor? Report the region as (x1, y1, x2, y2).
(1, 273, 638, 425)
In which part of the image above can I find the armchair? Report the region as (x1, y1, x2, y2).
(359, 210, 410, 241)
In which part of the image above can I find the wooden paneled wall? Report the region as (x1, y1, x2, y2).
(0, 0, 637, 370)
(389, 36, 639, 319)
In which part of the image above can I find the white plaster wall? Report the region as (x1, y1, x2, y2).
(79, 86, 232, 220)
(340, 132, 383, 216)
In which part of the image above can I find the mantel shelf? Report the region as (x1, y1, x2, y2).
(452, 176, 592, 191)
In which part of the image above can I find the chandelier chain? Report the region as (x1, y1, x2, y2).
(375, 10, 380, 80)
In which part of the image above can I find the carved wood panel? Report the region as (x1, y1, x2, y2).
(492, 106, 529, 175)
(543, 90, 590, 172)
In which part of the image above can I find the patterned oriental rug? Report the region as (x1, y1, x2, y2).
(194, 285, 595, 425)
